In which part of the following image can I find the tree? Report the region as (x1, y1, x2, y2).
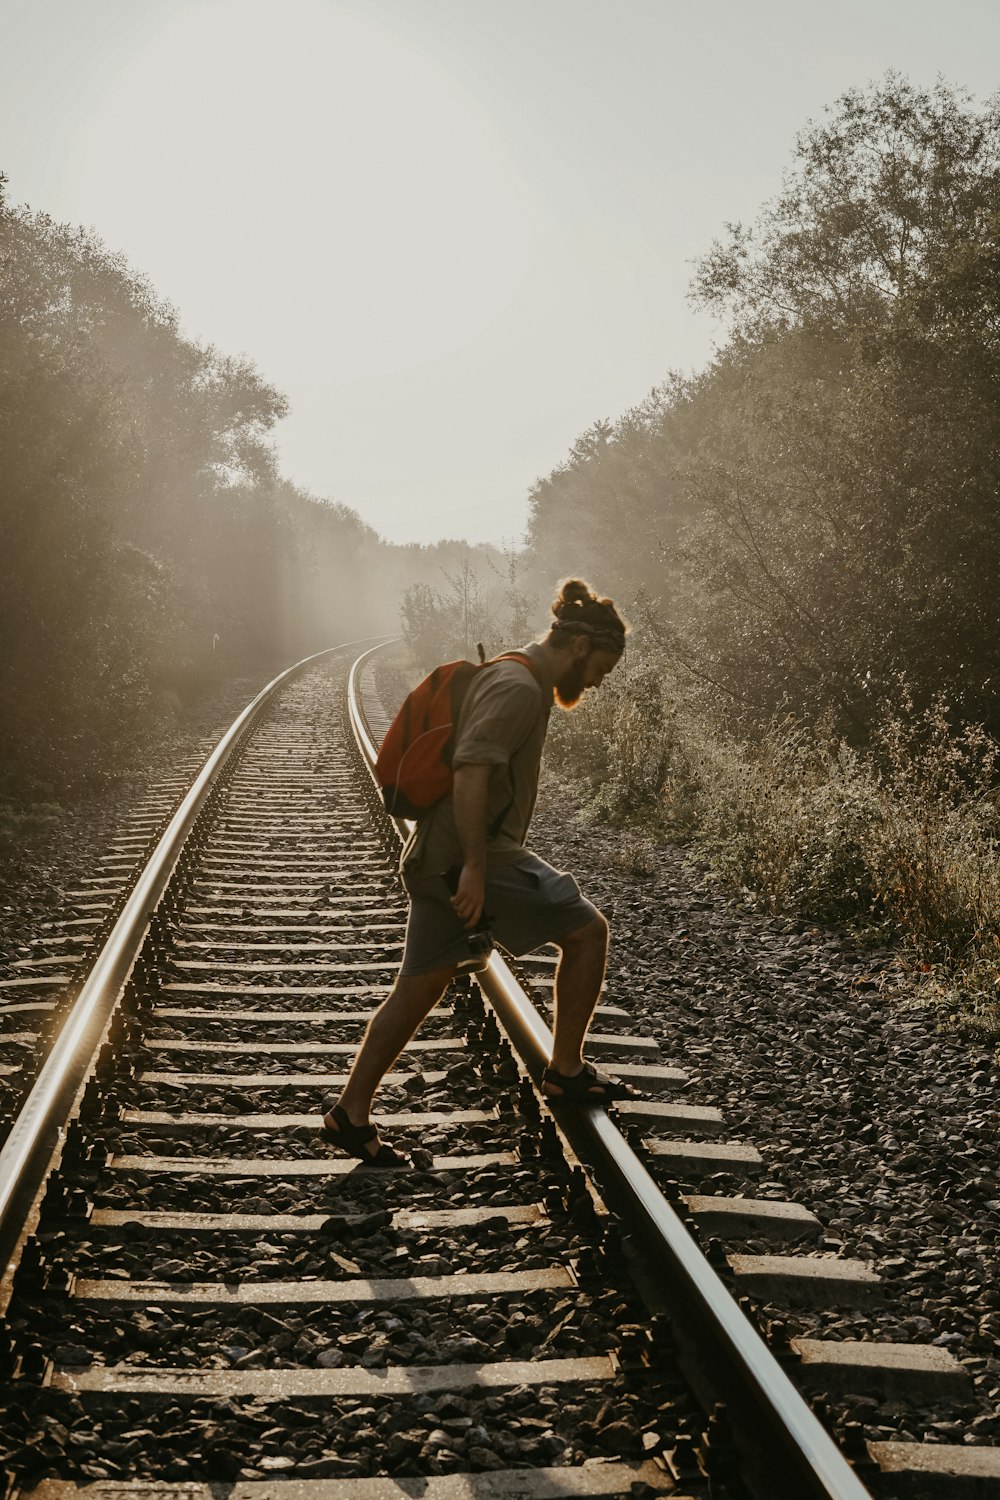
(515, 76, 1000, 744)
(523, 385, 703, 609)
(0, 183, 336, 793)
(675, 76, 1000, 738)
(690, 74, 1000, 337)
(400, 583, 450, 672)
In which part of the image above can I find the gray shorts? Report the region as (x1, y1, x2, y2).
(399, 853, 600, 977)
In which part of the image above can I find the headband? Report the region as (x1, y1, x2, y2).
(551, 616, 626, 653)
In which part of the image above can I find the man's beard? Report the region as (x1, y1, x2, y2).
(554, 656, 588, 709)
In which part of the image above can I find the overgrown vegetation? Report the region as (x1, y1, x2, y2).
(518, 76, 1000, 1036)
(526, 76, 1000, 744)
(0, 176, 391, 796)
(548, 662, 1000, 1035)
(399, 546, 533, 673)
(0, 178, 505, 800)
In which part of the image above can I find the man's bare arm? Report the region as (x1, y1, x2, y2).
(451, 763, 491, 927)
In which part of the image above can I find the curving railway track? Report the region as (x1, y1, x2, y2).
(0, 642, 996, 1500)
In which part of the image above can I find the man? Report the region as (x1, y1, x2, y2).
(321, 578, 629, 1166)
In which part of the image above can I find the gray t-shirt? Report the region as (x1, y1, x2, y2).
(401, 642, 555, 875)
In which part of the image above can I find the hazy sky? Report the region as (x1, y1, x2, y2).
(5, 0, 1000, 544)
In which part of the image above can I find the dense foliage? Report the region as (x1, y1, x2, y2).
(398, 545, 534, 672)
(525, 76, 1000, 744)
(520, 77, 1000, 1030)
(0, 179, 481, 796)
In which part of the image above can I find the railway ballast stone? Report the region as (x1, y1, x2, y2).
(529, 776, 1000, 1447)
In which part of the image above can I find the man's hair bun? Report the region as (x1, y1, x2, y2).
(552, 578, 599, 618)
(549, 577, 628, 651)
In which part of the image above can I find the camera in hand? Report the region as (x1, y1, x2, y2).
(442, 866, 494, 972)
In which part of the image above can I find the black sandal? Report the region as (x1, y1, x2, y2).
(541, 1062, 638, 1105)
(320, 1105, 410, 1169)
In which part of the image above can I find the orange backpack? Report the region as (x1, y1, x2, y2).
(375, 652, 542, 821)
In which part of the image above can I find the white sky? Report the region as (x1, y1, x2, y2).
(4, 0, 1000, 543)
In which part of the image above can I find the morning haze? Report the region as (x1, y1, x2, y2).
(5, 11, 1000, 1481)
(5, 0, 1000, 543)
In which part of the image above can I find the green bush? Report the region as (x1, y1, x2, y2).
(545, 655, 1000, 1038)
(867, 697, 1000, 964)
(695, 723, 887, 928)
(546, 661, 703, 832)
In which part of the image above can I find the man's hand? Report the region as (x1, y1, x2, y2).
(450, 862, 485, 928)
(451, 763, 491, 928)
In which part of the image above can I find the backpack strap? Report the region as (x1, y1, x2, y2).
(489, 650, 545, 687)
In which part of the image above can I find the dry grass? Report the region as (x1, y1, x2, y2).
(546, 662, 1000, 1041)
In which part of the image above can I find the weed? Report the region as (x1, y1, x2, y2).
(546, 652, 1000, 1039)
(610, 834, 658, 879)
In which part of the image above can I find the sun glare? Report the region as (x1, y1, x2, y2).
(64, 0, 535, 383)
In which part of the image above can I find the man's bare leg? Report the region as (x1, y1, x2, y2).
(546, 912, 609, 1084)
(323, 964, 456, 1157)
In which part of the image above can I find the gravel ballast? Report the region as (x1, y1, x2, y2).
(528, 777, 1000, 1453)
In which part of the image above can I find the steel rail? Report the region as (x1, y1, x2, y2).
(0, 636, 389, 1278)
(346, 640, 873, 1500)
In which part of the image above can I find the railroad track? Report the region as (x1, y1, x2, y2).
(0, 641, 993, 1500)
(0, 696, 265, 1140)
